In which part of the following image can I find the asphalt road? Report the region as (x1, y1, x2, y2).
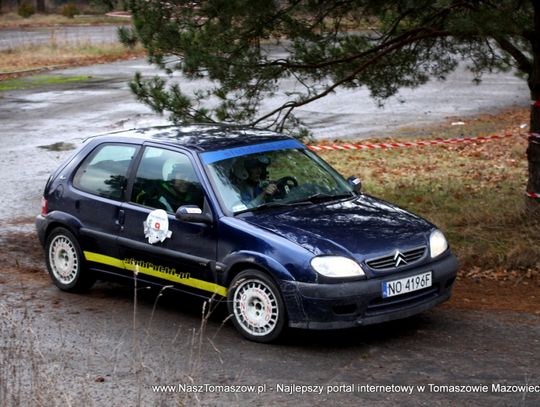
(0, 54, 538, 406)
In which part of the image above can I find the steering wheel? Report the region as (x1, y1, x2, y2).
(274, 176, 298, 198)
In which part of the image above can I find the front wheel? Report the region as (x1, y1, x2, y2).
(45, 227, 95, 292)
(227, 270, 286, 343)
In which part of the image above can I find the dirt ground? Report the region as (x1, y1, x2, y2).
(447, 276, 540, 315)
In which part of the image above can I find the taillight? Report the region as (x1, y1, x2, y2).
(41, 197, 48, 216)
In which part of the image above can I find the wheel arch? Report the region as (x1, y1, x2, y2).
(221, 251, 294, 288)
(42, 212, 83, 243)
(225, 261, 271, 288)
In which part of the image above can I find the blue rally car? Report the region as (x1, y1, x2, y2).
(36, 125, 458, 342)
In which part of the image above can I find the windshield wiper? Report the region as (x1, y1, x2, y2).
(234, 193, 355, 215)
(234, 200, 311, 215)
(292, 192, 355, 205)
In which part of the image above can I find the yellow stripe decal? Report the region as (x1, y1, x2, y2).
(84, 251, 227, 297)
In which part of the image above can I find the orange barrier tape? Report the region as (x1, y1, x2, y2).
(307, 133, 514, 152)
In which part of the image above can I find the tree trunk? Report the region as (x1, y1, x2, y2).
(36, 0, 45, 13)
(528, 1, 540, 215)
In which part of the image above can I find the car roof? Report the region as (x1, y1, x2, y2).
(88, 124, 294, 153)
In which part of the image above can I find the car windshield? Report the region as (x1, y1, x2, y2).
(203, 144, 354, 214)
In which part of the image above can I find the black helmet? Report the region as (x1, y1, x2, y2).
(244, 155, 271, 169)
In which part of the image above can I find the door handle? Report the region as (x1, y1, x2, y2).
(116, 209, 125, 229)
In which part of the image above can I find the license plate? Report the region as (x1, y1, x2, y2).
(382, 271, 432, 298)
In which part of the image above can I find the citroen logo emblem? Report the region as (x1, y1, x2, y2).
(393, 250, 407, 267)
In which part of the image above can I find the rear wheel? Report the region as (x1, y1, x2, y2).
(228, 270, 286, 343)
(45, 227, 95, 292)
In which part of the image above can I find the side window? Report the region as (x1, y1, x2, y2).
(131, 147, 204, 213)
(73, 144, 137, 200)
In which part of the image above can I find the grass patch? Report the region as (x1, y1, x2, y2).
(319, 107, 539, 271)
(0, 12, 130, 28)
(0, 74, 93, 90)
(0, 40, 144, 75)
(0, 42, 145, 78)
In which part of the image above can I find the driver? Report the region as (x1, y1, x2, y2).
(233, 156, 277, 207)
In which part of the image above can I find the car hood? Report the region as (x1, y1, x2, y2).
(238, 195, 433, 262)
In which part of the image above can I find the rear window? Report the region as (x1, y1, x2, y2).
(73, 143, 137, 200)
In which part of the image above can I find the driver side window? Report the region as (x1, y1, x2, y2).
(131, 148, 204, 213)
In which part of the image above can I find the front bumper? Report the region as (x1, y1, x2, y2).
(280, 253, 458, 329)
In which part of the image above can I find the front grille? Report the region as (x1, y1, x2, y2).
(366, 246, 426, 271)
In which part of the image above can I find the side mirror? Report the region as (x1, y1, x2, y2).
(175, 205, 213, 224)
(347, 176, 362, 193)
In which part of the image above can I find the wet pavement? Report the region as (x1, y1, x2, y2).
(0, 56, 538, 406)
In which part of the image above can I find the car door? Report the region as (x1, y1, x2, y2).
(118, 145, 223, 297)
(70, 142, 140, 274)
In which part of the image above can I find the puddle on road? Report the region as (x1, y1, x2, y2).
(38, 141, 76, 151)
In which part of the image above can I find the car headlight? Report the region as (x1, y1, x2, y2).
(430, 229, 448, 258)
(311, 256, 365, 278)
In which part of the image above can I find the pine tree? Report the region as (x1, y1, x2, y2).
(120, 0, 540, 212)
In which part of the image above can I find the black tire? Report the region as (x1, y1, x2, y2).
(227, 269, 286, 343)
(45, 227, 95, 292)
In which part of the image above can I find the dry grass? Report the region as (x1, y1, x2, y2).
(0, 12, 130, 28)
(320, 107, 540, 272)
(0, 41, 145, 75)
(0, 11, 140, 77)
